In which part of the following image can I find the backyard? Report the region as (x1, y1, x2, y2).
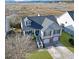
(26, 50, 52, 59)
(60, 32, 74, 52)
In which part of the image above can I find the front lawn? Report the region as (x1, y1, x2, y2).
(26, 50, 52, 59)
(60, 32, 74, 52)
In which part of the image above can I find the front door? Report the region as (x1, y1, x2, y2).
(35, 30, 39, 36)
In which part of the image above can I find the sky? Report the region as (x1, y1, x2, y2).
(5, 0, 74, 2)
(5, 0, 57, 1)
(5, 0, 73, 2)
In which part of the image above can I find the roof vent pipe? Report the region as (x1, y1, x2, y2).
(38, 13, 40, 16)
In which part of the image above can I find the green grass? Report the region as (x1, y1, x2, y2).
(60, 32, 74, 52)
(26, 51, 53, 59)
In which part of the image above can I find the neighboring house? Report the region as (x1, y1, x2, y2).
(5, 14, 21, 34)
(5, 14, 19, 37)
(21, 15, 62, 48)
(5, 14, 16, 35)
(57, 11, 74, 36)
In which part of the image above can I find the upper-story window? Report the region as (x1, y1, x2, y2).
(53, 30, 60, 34)
(25, 20, 31, 27)
(44, 30, 51, 36)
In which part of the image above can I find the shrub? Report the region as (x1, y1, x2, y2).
(10, 23, 21, 29)
(15, 23, 21, 29)
(69, 38, 74, 46)
(32, 34, 36, 40)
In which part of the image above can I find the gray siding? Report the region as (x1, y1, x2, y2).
(64, 27, 74, 36)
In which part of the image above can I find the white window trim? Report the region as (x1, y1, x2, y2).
(25, 21, 31, 26)
(44, 30, 52, 37)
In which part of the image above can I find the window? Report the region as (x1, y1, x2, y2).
(35, 30, 39, 36)
(44, 31, 51, 36)
(25, 31, 32, 35)
(65, 21, 67, 24)
(26, 20, 31, 27)
(53, 30, 60, 34)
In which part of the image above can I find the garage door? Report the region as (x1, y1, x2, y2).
(53, 37, 59, 42)
(43, 39, 50, 44)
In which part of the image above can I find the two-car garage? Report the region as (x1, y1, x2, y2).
(53, 37, 59, 42)
(43, 37, 59, 46)
(43, 39, 50, 44)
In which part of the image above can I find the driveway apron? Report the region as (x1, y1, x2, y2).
(47, 42, 74, 59)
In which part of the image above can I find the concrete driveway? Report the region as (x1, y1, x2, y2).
(47, 42, 74, 59)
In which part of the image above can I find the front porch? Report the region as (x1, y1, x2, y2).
(23, 29, 44, 48)
(23, 29, 40, 36)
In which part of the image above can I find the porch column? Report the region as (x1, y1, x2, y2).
(34, 29, 36, 36)
(60, 28, 62, 36)
(21, 21, 23, 29)
(51, 30, 54, 37)
(23, 31, 25, 36)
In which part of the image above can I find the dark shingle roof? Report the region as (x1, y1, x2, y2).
(28, 16, 45, 25)
(68, 11, 74, 20)
(27, 15, 58, 25)
(22, 15, 60, 31)
(45, 22, 61, 31)
(22, 19, 43, 31)
(31, 20, 43, 29)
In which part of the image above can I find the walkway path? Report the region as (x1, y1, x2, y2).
(47, 42, 74, 59)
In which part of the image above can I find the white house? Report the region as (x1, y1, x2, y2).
(57, 11, 74, 35)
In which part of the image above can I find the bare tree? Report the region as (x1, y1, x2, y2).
(5, 33, 37, 59)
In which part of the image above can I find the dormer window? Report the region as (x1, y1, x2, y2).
(25, 20, 31, 27)
(26, 21, 31, 26)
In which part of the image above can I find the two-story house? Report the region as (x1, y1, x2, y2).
(21, 15, 62, 47)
